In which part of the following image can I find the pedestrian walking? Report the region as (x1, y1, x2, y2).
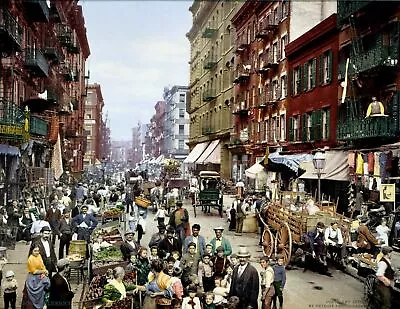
(154, 204, 167, 226)
(272, 255, 286, 309)
(45, 200, 62, 245)
(2, 270, 17, 309)
(168, 200, 190, 245)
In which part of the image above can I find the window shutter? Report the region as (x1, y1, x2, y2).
(277, 41, 281, 61)
(314, 110, 322, 141)
(290, 70, 295, 97)
(327, 50, 333, 83)
(311, 58, 316, 88)
(318, 55, 324, 86)
(302, 114, 307, 142)
(298, 66, 303, 94)
(303, 63, 308, 91)
(289, 117, 294, 142)
(326, 109, 331, 140)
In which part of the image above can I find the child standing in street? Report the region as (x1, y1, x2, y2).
(2, 270, 18, 309)
(260, 257, 275, 309)
(154, 205, 167, 226)
(272, 256, 286, 309)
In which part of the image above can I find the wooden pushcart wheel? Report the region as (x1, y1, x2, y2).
(262, 227, 274, 257)
(275, 222, 292, 265)
(363, 275, 377, 308)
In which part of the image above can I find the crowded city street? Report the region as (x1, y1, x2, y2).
(2, 1, 400, 309)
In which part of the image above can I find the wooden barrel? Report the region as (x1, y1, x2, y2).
(69, 240, 87, 257)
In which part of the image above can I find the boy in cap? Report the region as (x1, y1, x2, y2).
(2, 270, 17, 309)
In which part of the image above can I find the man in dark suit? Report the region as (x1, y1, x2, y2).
(229, 246, 259, 309)
(47, 259, 74, 309)
(58, 210, 73, 259)
(120, 230, 140, 261)
(45, 200, 62, 245)
(157, 226, 182, 259)
(30, 226, 58, 277)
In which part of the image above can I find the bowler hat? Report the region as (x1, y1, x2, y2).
(236, 246, 251, 258)
(41, 226, 51, 233)
(125, 230, 135, 236)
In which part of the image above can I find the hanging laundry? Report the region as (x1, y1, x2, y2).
(368, 152, 374, 174)
(386, 150, 393, 172)
(363, 162, 369, 176)
(379, 152, 388, 180)
(348, 152, 356, 168)
(374, 152, 381, 177)
(356, 153, 364, 175)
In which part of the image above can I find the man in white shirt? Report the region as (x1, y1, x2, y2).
(30, 214, 51, 240)
(324, 222, 345, 264)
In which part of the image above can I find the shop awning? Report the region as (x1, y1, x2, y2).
(245, 162, 267, 179)
(0, 144, 20, 156)
(196, 140, 220, 164)
(268, 152, 313, 173)
(183, 142, 209, 164)
(299, 151, 349, 181)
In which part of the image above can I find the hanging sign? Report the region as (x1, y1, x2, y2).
(380, 184, 395, 202)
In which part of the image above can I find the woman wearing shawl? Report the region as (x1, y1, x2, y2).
(21, 245, 51, 309)
(135, 259, 174, 309)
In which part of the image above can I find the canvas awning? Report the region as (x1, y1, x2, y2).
(268, 152, 313, 173)
(183, 142, 209, 163)
(299, 151, 349, 181)
(196, 140, 220, 164)
(245, 162, 267, 179)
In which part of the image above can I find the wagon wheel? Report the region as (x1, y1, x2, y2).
(363, 275, 377, 308)
(262, 227, 274, 257)
(275, 222, 292, 265)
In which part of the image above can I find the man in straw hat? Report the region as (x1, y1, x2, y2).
(229, 246, 259, 309)
(210, 226, 232, 256)
(120, 230, 140, 261)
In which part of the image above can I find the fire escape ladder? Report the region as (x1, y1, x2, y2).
(349, 15, 364, 57)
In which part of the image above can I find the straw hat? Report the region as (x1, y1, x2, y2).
(213, 226, 224, 231)
(236, 246, 251, 258)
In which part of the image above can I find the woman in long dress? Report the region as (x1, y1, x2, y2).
(21, 245, 51, 309)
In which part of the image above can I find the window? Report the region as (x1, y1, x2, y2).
(294, 116, 300, 141)
(86, 114, 91, 119)
(307, 58, 317, 90)
(320, 50, 333, 84)
(294, 66, 301, 95)
(282, 0, 289, 19)
(272, 42, 278, 63)
(178, 140, 185, 150)
(306, 113, 312, 141)
(272, 116, 277, 142)
(179, 108, 185, 118)
(179, 93, 185, 103)
(179, 125, 184, 135)
(322, 109, 330, 140)
(280, 75, 287, 98)
(280, 114, 285, 141)
(280, 35, 288, 59)
(265, 119, 269, 141)
(272, 79, 279, 100)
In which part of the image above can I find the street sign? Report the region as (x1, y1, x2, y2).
(380, 183, 395, 202)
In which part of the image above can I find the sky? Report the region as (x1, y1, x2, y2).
(81, 0, 192, 141)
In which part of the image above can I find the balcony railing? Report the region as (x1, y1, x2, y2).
(56, 24, 72, 47)
(233, 65, 251, 84)
(236, 33, 249, 52)
(22, 0, 49, 23)
(0, 98, 25, 138)
(232, 100, 249, 115)
(203, 55, 217, 70)
(255, 17, 278, 39)
(338, 116, 396, 140)
(67, 32, 80, 54)
(202, 27, 217, 39)
(202, 89, 216, 102)
(24, 49, 49, 77)
(337, 0, 372, 25)
(30, 116, 48, 136)
(43, 46, 62, 64)
(0, 8, 23, 52)
(60, 62, 74, 81)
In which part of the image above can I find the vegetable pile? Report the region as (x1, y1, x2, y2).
(84, 275, 107, 301)
(103, 208, 122, 218)
(93, 246, 123, 261)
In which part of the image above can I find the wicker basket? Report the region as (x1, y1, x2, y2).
(135, 197, 151, 208)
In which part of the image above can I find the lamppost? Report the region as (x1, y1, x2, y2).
(313, 151, 326, 202)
